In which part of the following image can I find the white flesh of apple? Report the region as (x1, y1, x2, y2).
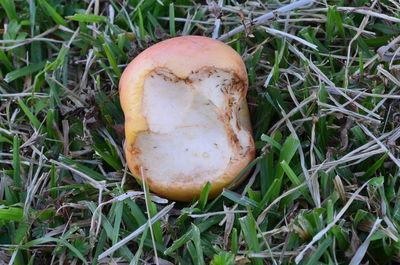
(135, 68, 251, 185)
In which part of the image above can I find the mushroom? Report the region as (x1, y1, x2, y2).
(119, 36, 255, 201)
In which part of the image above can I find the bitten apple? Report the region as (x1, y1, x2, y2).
(119, 36, 255, 201)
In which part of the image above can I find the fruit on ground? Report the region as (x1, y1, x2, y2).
(119, 36, 255, 201)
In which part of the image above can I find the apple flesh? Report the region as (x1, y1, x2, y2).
(120, 36, 255, 201)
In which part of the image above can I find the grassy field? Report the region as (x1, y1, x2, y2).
(1, 0, 400, 264)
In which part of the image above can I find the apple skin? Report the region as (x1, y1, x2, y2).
(119, 36, 255, 201)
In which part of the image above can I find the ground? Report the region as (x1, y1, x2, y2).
(1, 0, 400, 264)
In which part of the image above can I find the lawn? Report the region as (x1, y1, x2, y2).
(1, 0, 400, 264)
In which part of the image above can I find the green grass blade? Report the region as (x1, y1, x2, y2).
(102, 43, 121, 77)
(17, 98, 41, 130)
(305, 236, 333, 265)
(198, 182, 211, 210)
(66, 14, 107, 23)
(260, 134, 282, 150)
(4, 61, 46, 83)
(191, 224, 205, 265)
(29, 0, 36, 35)
(222, 190, 258, 208)
(239, 214, 262, 265)
(0, 0, 17, 21)
(231, 228, 238, 254)
(361, 153, 388, 180)
(164, 216, 222, 255)
(58, 155, 107, 181)
(21, 237, 88, 265)
(131, 225, 149, 265)
(137, 7, 145, 40)
(38, 0, 67, 26)
(0, 49, 14, 71)
(12, 135, 21, 188)
(111, 201, 123, 245)
(169, 3, 176, 37)
(0, 207, 23, 222)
